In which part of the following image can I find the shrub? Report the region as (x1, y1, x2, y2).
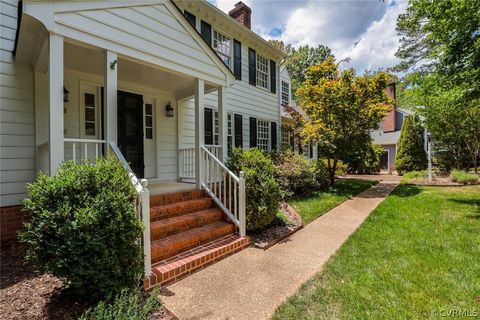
(395, 115, 427, 175)
(400, 170, 427, 184)
(20, 157, 144, 299)
(273, 151, 319, 198)
(451, 170, 480, 185)
(80, 288, 160, 320)
(315, 160, 330, 191)
(344, 142, 383, 174)
(227, 148, 282, 231)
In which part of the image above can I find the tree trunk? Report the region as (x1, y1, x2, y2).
(327, 158, 335, 187)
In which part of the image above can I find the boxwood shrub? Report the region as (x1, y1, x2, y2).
(227, 148, 282, 231)
(20, 157, 144, 299)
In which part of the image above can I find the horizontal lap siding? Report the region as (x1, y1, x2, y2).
(55, 3, 225, 83)
(0, 0, 36, 206)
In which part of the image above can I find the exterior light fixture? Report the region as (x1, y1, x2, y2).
(166, 102, 174, 117)
(63, 86, 69, 102)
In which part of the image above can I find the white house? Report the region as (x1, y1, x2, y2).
(0, 0, 289, 288)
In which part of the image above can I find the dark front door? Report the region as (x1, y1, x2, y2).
(380, 150, 389, 170)
(117, 91, 144, 178)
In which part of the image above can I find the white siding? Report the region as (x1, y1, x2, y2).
(0, 0, 36, 206)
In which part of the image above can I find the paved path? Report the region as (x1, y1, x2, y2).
(160, 182, 398, 320)
(340, 173, 401, 182)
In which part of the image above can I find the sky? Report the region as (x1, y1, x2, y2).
(209, 0, 408, 74)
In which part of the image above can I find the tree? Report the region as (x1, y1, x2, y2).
(395, 0, 480, 100)
(395, 115, 427, 174)
(270, 41, 333, 101)
(297, 57, 393, 185)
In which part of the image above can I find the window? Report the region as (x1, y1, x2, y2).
(213, 30, 232, 67)
(257, 120, 270, 151)
(214, 110, 219, 145)
(84, 93, 96, 137)
(281, 81, 290, 106)
(256, 54, 269, 89)
(145, 104, 153, 139)
(227, 113, 233, 153)
(281, 126, 291, 150)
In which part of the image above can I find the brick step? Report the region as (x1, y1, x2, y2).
(150, 198, 214, 222)
(150, 189, 206, 207)
(145, 234, 250, 288)
(150, 208, 224, 241)
(151, 221, 236, 264)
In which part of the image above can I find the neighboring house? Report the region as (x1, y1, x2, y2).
(279, 67, 317, 159)
(371, 82, 425, 171)
(0, 0, 289, 288)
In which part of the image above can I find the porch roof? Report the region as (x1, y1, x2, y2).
(15, 0, 235, 87)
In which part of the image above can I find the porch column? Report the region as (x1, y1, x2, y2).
(217, 85, 227, 162)
(48, 33, 64, 175)
(104, 51, 118, 145)
(195, 78, 205, 189)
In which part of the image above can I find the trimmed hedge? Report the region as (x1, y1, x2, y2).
(395, 115, 427, 175)
(451, 170, 480, 185)
(20, 157, 144, 299)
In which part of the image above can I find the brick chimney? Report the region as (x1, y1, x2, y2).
(382, 82, 397, 132)
(229, 2, 252, 29)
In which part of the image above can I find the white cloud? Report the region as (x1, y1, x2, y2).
(213, 0, 407, 74)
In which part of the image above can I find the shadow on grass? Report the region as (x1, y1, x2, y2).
(390, 185, 422, 198)
(449, 199, 480, 218)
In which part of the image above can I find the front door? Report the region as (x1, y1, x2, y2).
(118, 91, 144, 178)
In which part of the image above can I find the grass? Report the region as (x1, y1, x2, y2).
(290, 179, 378, 225)
(400, 170, 428, 184)
(451, 169, 480, 185)
(273, 185, 480, 320)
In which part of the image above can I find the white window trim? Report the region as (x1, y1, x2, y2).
(79, 83, 100, 139)
(256, 53, 270, 91)
(212, 28, 233, 69)
(257, 119, 270, 152)
(281, 80, 290, 106)
(227, 113, 233, 153)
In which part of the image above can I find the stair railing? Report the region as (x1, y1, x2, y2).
(200, 145, 246, 237)
(109, 142, 151, 277)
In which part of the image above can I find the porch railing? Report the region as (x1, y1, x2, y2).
(200, 145, 246, 236)
(178, 145, 222, 181)
(64, 138, 106, 163)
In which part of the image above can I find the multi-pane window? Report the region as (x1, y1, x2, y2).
(145, 104, 153, 139)
(213, 30, 232, 67)
(281, 81, 290, 106)
(227, 113, 233, 153)
(257, 120, 270, 152)
(84, 93, 96, 136)
(256, 54, 269, 89)
(281, 126, 291, 150)
(214, 111, 219, 145)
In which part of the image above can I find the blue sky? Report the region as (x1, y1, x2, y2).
(210, 0, 408, 73)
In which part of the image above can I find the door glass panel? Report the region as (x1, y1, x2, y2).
(85, 122, 95, 136)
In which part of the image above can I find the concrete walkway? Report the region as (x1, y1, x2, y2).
(160, 181, 398, 320)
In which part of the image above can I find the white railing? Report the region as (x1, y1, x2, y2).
(179, 148, 195, 180)
(200, 145, 246, 236)
(108, 142, 151, 277)
(205, 145, 221, 158)
(64, 138, 106, 163)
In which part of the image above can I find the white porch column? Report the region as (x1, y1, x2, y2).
(104, 51, 118, 144)
(48, 33, 64, 175)
(195, 78, 205, 189)
(217, 85, 227, 162)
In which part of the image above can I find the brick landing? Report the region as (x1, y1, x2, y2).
(1, 205, 24, 242)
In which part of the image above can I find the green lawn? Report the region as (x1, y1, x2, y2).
(273, 185, 480, 320)
(290, 179, 378, 225)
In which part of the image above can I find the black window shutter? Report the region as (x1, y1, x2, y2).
(270, 60, 276, 94)
(201, 21, 212, 46)
(204, 108, 213, 145)
(248, 48, 256, 86)
(271, 121, 277, 151)
(309, 143, 313, 158)
(249, 117, 257, 148)
(233, 40, 242, 80)
(234, 114, 243, 148)
(184, 11, 196, 28)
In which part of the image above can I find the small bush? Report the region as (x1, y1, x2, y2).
(400, 170, 427, 184)
(273, 151, 319, 198)
(451, 170, 480, 185)
(20, 157, 144, 299)
(395, 115, 427, 175)
(315, 160, 330, 191)
(227, 148, 283, 231)
(80, 288, 161, 320)
(345, 143, 383, 174)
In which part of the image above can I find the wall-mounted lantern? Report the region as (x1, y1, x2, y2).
(63, 86, 69, 102)
(165, 102, 174, 117)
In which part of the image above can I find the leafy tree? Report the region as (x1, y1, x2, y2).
(344, 142, 384, 175)
(395, 115, 427, 174)
(395, 0, 480, 100)
(297, 57, 393, 185)
(269, 41, 333, 100)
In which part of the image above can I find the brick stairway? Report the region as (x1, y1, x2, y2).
(144, 189, 250, 289)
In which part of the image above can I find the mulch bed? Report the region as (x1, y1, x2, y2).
(0, 240, 173, 320)
(406, 176, 462, 186)
(249, 203, 303, 250)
